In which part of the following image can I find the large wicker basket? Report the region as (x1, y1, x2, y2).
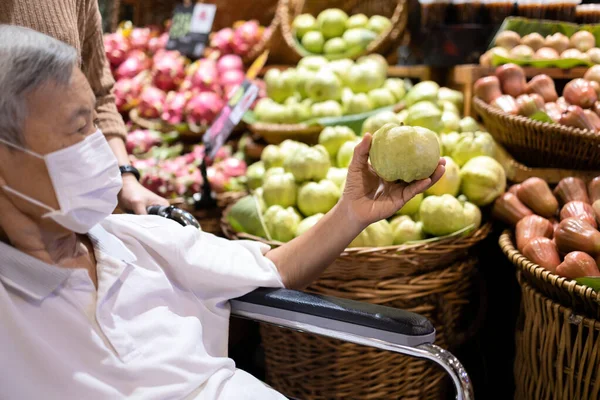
(222, 208, 490, 399)
(274, 0, 408, 64)
(473, 97, 600, 170)
(514, 276, 600, 400)
(499, 230, 600, 320)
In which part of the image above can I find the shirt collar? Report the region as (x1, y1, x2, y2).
(0, 224, 136, 301)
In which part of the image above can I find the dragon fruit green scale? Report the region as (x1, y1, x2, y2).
(369, 123, 440, 183)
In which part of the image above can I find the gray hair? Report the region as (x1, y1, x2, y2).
(0, 25, 79, 146)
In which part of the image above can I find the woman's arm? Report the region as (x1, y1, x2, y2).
(81, 0, 169, 213)
(266, 134, 445, 290)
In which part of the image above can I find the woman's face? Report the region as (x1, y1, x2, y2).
(0, 67, 96, 229)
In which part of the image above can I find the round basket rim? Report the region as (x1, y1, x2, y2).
(473, 97, 600, 141)
(221, 202, 492, 257)
(499, 229, 600, 299)
(277, 0, 408, 62)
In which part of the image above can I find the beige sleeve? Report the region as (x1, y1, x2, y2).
(81, 0, 127, 140)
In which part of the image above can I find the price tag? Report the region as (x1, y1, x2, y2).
(166, 3, 216, 59)
(203, 80, 259, 159)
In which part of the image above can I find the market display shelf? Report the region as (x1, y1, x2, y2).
(450, 64, 589, 116)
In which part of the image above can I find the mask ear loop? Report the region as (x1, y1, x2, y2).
(0, 138, 55, 213)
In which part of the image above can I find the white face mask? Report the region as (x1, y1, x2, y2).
(0, 129, 122, 233)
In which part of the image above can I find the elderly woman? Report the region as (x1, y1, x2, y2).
(0, 26, 444, 399)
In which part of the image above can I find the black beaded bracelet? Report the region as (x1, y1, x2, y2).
(119, 165, 140, 181)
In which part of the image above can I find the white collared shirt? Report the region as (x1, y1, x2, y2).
(0, 214, 286, 400)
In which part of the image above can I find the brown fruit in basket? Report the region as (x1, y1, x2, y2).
(593, 200, 600, 225)
(545, 33, 570, 54)
(529, 93, 545, 109)
(544, 102, 562, 123)
(508, 184, 521, 195)
(526, 74, 558, 102)
(522, 33, 545, 51)
(556, 96, 570, 112)
(516, 214, 554, 252)
(522, 237, 561, 273)
(556, 251, 600, 279)
(474, 76, 503, 104)
(583, 109, 600, 131)
(496, 64, 526, 97)
(559, 105, 597, 131)
(555, 217, 600, 255)
(491, 95, 518, 115)
(588, 81, 600, 97)
(554, 177, 590, 205)
(560, 201, 598, 228)
(588, 177, 600, 203)
(517, 178, 559, 218)
(495, 31, 521, 50)
(550, 218, 560, 235)
(516, 94, 542, 117)
(492, 192, 533, 226)
(564, 79, 598, 109)
(534, 47, 560, 60)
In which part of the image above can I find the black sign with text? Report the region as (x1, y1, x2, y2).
(166, 3, 216, 59)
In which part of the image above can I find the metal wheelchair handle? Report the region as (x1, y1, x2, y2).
(147, 205, 201, 229)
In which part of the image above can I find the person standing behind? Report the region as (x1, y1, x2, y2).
(0, 0, 170, 214)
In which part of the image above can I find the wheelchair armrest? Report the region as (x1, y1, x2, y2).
(230, 288, 435, 347)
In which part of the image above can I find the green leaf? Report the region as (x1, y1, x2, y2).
(305, 105, 396, 135)
(491, 53, 592, 69)
(575, 277, 600, 292)
(529, 111, 554, 124)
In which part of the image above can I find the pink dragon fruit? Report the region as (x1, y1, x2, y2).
(212, 146, 232, 164)
(137, 86, 166, 119)
(231, 20, 262, 56)
(113, 71, 150, 112)
(130, 156, 157, 173)
(174, 167, 203, 196)
(186, 59, 220, 93)
(185, 92, 224, 126)
(210, 28, 235, 55)
(161, 91, 191, 125)
(216, 157, 247, 177)
(104, 32, 130, 67)
(152, 52, 186, 91)
(140, 167, 176, 197)
(217, 54, 244, 75)
(207, 166, 229, 193)
(219, 69, 245, 89)
(126, 129, 162, 155)
(115, 50, 151, 80)
(129, 27, 152, 51)
(148, 32, 169, 54)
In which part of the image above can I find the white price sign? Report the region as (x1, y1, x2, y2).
(190, 3, 216, 34)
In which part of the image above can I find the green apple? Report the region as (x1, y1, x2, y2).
(327, 58, 353, 82)
(366, 15, 392, 34)
(368, 88, 396, 108)
(346, 13, 369, 29)
(342, 92, 374, 115)
(357, 54, 388, 78)
(342, 28, 377, 54)
(302, 31, 325, 54)
(293, 14, 318, 39)
(265, 68, 297, 103)
(317, 8, 349, 39)
(384, 78, 406, 101)
(311, 100, 343, 118)
(294, 67, 315, 99)
(298, 56, 329, 72)
(324, 38, 348, 55)
(345, 63, 385, 93)
(306, 68, 342, 102)
(283, 102, 311, 124)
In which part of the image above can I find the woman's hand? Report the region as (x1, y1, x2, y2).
(118, 175, 169, 215)
(340, 133, 446, 229)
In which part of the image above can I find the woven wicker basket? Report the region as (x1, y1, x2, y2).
(515, 276, 600, 400)
(261, 257, 482, 400)
(495, 144, 600, 184)
(499, 230, 600, 320)
(275, 0, 408, 64)
(473, 97, 600, 170)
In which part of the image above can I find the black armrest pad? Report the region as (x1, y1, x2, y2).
(234, 288, 434, 337)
